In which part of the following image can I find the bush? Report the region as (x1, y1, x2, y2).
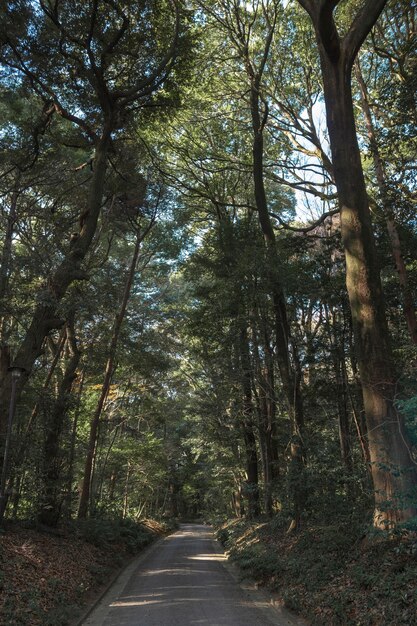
(74, 517, 157, 553)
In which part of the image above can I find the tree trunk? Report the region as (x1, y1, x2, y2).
(239, 326, 261, 518)
(63, 368, 85, 519)
(0, 173, 20, 343)
(306, 3, 417, 526)
(78, 230, 142, 518)
(250, 80, 305, 529)
(250, 313, 277, 516)
(4, 329, 67, 520)
(123, 463, 131, 519)
(337, 365, 353, 476)
(38, 316, 80, 526)
(325, 305, 353, 475)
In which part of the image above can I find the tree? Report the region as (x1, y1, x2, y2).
(78, 209, 155, 519)
(38, 313, 80, 526)
(296, 0, 417, 526)
(0, 0, 183, 486)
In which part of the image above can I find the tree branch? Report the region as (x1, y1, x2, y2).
(343, 0, 388, 65)
(258, 4, 277, 80)
(296, 0, 315, 19)
(317, 0, 342, 60)
(269, 206, 340, 233)
(3, 41, 97, 142)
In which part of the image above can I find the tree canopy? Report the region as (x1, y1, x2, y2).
(0, 0, 416, 537)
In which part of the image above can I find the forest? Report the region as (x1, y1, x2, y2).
(0, 0, 417, 624)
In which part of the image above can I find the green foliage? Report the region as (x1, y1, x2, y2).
(217, 515, 417, 625)
(74, 518, 156, 553)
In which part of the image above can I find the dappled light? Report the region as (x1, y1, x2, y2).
(187, 553, 226, 562)
(89, 526, 286, 626)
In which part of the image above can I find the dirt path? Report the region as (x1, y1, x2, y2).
(82, 524, 306, 626)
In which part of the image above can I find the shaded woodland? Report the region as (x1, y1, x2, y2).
(0, 0, 416, 542)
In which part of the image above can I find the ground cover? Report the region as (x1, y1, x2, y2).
(217, 517, 417, 626)
(0, 518, 172, 625)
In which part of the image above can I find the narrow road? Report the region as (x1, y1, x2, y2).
(83, 524, 306, 626)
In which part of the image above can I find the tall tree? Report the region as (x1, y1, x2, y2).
(295, 0, 417, 526)
(183, 0, 307, 528)
(0, 0, 182, 474)
(78, 211, 154, 519)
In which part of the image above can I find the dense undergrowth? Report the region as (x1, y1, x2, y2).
(0, 517, 175, 625)
(217, 516, 417, 626)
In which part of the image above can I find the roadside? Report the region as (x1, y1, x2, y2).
(216, 517, 417, 626)
(0, 518, 174, 625)
(3, 515, 416, 625)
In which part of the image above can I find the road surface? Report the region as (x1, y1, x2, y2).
(82, 524, 306, 626)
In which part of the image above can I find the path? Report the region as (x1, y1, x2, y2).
(82, 524, 306, 626)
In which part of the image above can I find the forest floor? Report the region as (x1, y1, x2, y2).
(217, 516, 417, 626)
(0, 517, 173, 625)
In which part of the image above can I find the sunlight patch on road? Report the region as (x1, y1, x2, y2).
(143, 568, 190, 576)
(188, 553, 226, 562)
(110, 599, 162, 607)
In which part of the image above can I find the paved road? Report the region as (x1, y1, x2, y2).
(83, 524, 306, 626)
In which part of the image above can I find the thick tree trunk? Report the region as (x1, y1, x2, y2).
(318, 48, 417, 527)
(78, 230, 142, 518)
